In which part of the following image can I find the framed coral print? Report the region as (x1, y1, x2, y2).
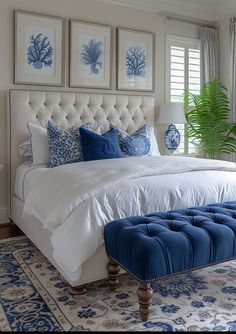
(117, 28, 155, 91)
(14, 11, 65, 86)
(70, 20, 113, 89)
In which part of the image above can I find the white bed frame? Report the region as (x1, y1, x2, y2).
(8, 89, 155, 288)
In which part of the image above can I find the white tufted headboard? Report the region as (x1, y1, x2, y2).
(8, 89, 155, 211)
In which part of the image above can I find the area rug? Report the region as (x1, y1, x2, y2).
(1, 236, 236, 331)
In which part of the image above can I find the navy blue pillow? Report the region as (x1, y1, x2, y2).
(79, 127, 122, 161)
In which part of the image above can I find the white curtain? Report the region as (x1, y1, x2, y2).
(230, 18, 236, 123)
(230, 18, 236, 161)
(200, 26, 220, 85)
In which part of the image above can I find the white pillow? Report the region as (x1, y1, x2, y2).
(149, 126, 161, 156)
(90, 124, 110, 135)
(27, 123, 48, 166)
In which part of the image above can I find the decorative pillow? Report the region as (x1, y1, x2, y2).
(149, 126, 161, 156)
(47, 121, 91, 168)
(27, 123, 48, 166)
(112, 124, 154, 157)
(93, 124, 110, 135)
(19, 139, 32, 158)
(79, 127, 122, 161)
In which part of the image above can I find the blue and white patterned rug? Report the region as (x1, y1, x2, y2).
(1, 236, 236, 331)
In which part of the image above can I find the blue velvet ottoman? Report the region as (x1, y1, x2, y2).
(104, 201, 236, 321)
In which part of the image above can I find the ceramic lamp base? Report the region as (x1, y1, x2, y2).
(164, 124, 181, 151)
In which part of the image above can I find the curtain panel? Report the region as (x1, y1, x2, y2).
(230, 18, 236, 123)
(200, 26, 220, 85)
(230, 18, 236, 161)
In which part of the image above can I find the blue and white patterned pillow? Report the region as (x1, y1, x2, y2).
(47, 121, 90, 168)
(112, 124, 152, 157)
(19, 139, 32, 158)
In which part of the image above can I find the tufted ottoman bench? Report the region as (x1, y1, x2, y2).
(104, 201, 236, 321)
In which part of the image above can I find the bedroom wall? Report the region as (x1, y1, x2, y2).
(0, 0, 199, 223)
(219, 17, 236, 162)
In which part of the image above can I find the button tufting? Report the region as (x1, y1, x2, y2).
(104, 201, 236, 284)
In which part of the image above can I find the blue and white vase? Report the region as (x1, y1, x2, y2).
(164, 124, 181, 151)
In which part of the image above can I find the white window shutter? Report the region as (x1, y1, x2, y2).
(165, 35, 201, 155)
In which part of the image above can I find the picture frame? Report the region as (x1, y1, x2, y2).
(70, 19, 113, 89)
(14, 10, 65, 86)
(117, 27, 155, 92)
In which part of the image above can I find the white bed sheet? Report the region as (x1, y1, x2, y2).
(23, 156, 236, 283)
(15, 163, 48, 201)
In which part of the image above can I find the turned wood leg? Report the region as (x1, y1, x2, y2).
(137, 282, 153, 322)
(107, 258, 121, 291)
(69, 284, 87, 295)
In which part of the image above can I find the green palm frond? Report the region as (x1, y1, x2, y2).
(184, 77, 236, 159)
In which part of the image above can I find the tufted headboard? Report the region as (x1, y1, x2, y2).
(8, 89, 155, 211)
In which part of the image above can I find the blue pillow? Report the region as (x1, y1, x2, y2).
(112, 124, 151, 157)
(47, 121, 90, 168)
(79, 127, 122, 161)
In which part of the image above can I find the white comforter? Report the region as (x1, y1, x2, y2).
(24, 156, 236, 282)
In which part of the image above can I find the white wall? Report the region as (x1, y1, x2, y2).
(0, 0, 199, 221)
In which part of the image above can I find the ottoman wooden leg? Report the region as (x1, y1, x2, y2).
(107, 258, 121, 291)
(137, 282, 153, 322)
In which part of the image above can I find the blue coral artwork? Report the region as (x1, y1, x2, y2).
(125, 46, 146, 79)
(117, 28, 154, 91)
(80, 39, 103, 75)
(27, 33, 53, 70)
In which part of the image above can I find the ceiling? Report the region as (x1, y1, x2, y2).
(101, 0, 236, 21)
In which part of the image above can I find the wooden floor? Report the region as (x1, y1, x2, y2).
(0, 223, 24, 240)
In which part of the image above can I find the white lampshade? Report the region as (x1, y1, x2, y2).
(158, 102, 186, 124)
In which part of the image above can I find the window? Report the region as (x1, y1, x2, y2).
(165, 35, 201, 154)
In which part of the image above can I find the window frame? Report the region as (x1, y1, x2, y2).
(165, 34, 201, 155)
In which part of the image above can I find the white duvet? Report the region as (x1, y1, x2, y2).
(24, 156, 236, 282)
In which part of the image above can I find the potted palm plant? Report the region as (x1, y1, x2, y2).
(184, 77, 236, 159)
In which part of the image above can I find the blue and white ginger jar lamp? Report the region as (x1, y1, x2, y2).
(158, 102, 185, 153)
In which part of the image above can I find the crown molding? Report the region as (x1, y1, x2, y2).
(99, 0, 215, 21)
(99, 0, 236, 22)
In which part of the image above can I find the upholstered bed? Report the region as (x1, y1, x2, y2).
(8, 89, 236, 290)
(8, 89, 155, 287)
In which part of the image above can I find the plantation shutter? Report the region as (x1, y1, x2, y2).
(166, 35, 201, 154)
